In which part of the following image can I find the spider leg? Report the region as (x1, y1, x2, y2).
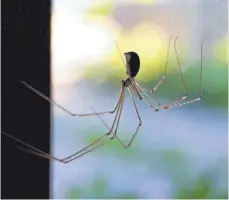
(132, 79, 159, 112)
(129, 37, 178, 110)
(59, 133, 113, 163)
(133, 37, 188, 110)
(20, 80, 123, 117)
(91, 87, 141, 149)
(2, 130, 62, 162)
(113, 91, 125, 137)
(90, 91, 126, 147)
(132, 36, 172, 94)
(1, 121, 114, 163)
(157, 36, 187, 109)
(135, 37, 189, 110)
(151, 36, 172, 93)
(47, 88, 126, 163)
(98, 86, 142, 149)
(164, 39, 205, 109)
(115, 40, 129, 74)
(131, 81, 143, 100)
(90, 105, 126, 148)
(1, 87, 126, 163)
(117, 86, 142, 148)
(133, 78, 162, 107)
(12, 131, 112, 163)
(134, 77, 186, 110)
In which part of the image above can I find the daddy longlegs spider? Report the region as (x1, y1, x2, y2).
(2, 37, 205, 163)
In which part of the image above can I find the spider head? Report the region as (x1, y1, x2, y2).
(124, 52, 140, 78)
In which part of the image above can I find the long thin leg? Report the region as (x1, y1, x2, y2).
(56, 97, 125, 162)
(2, 130, 63, 162)
(60, 133, 114, 163)
(174, 37, 188, 95)
(97, 86, 142, 149)
(2, 121, 114, 163)
(113, 91, 125, 136)
(166, 39, 205, 109)
(20, 80, 122, 116)
(1, 87, 126, 163)
(132, 36, 172, 94)
(157, 38, 205, 110)
(134, 77, 186, 110)
(133, 78, 162, 107)
(135, 37, 188, 110)
(130, 81, 143, 100)
(121, 86, 142, 148)
(146, 37, 187, 110)
(35, 89, 126, 163)
(90, 105, 127, 148)
(154, 37, 188, 109)
(151, 36, 188, 96)
(115, 41, 129, 74)
(133, 37, 188, 110)
(132, 80, 159, 112)
(16, 132, 113, 163)
(64, 100, 126, 163)
(151, 36, 172, 93)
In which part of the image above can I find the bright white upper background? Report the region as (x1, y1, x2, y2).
(51, 0, 114, 86)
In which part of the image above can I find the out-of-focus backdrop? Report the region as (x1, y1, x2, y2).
(50, 0, 228, 198)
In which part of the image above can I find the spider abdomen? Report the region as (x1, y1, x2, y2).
(124, 51, 140, 77)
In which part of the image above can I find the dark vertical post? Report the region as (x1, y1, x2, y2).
(2, 0, 51, 198)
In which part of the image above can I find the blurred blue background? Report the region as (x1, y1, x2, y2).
(50, 0, 228, 198)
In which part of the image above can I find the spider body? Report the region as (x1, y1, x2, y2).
(1, 37, 205, 163)
(124, 51, 140, 78)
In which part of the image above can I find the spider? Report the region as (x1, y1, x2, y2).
(2, 37, 205, 163)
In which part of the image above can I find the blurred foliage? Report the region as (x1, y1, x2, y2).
(86, 0, 114, 18)
(66, 167, 227, 199)
(66, 130, 227, 199)
(66, 128, 227, 199)
(85, 0, 158, 19)
(67, 177, 108, 198)
(132, 0, 157, 4)
(82, 0, 227, 110)
(212, 35, 228, 64)
(175, 171, 228, 199)
(67, 175, 139, 198)
(62, 1, 227, 199)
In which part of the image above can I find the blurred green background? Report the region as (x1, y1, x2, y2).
(50, 0, 228, 199)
